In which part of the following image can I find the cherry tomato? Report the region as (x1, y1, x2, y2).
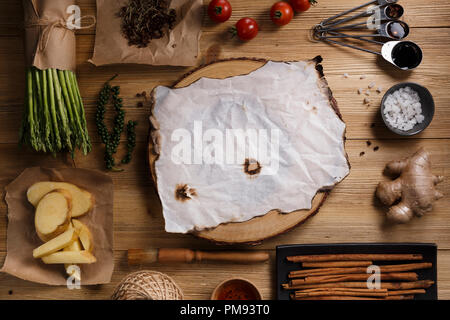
(290, 0, 317, 13)
(232, 17, 259, 41)
(270, 1, 294, 26)
(208, 0, 232, 23)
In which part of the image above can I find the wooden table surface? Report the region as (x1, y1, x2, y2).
(0, 0, 449, 300)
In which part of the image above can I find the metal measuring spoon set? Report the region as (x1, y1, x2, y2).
(312, 0, 423, 70)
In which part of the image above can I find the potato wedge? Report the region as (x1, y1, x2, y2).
(33, 228, 77, 258)
(71, 219, 94, 252)
(35, 190, 72, 242)
(64, 239, 82, 252)
(64, 239, 82, 281)
(41, 251, 97, 264)
(27, 181, 94, 218)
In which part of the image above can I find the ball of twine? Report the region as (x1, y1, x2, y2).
(111, 270, 184, 300)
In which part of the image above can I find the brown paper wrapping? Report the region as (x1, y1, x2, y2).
(23, 0, 77, 71)
(1, 167, 114, 286)
(89, 0, 203, 67)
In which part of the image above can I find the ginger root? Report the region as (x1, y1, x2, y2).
(376, 148, 444, 223)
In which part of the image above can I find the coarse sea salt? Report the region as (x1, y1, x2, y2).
(383, 86, 425, 131)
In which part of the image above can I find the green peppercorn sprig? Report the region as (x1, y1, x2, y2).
(95, 75, 138, 171)
(110, 86, 125, 155)
(122, 120, 137, 164)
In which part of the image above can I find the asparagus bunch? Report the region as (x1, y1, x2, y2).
(19, 67, 91, 156)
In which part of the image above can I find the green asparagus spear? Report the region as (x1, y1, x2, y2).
(52, 68, 72, 151)
(58, 69, 80, 150)
(69, 71, 91, 154)
(61, 70, 85, 151)
(47, 69, 62, 151)
(26, 69, 39, 150)
(33, 76, 46, 151)
(33, 68, 48, 152)
(41, 68, 54, 153)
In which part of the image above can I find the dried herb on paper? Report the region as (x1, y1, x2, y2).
(118, 0, 177, 48)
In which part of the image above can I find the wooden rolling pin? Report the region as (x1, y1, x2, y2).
(128, 248, 270, 265)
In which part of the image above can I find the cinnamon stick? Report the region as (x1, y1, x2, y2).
(302, 261, 373, 268)
(292, 295, 377, 300)
(383, 295, 415, 300)
(287, 254, 423, 263)
(295, 288, 388, 294)
(289, 263, 432, 279)
(294, 289, 388, 298)
(293, 287, 426, 298)
(282, 280, 434, 291)
(388, 289, 426, 296)
(292, 295, 414, 300)
(290, 272, 418, 286)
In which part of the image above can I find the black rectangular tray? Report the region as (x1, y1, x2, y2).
(276, 243, 437, 300)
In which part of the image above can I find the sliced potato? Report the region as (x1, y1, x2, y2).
(71, 219, 94, 252)
(41, 251, 97, 264)
(35, 190, 72, 242)
(27, 181, 94, 218)
(76, 190, 94, 218)
(33, 228, 77, 258)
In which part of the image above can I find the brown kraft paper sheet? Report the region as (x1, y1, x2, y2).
(89, 0, 203, 67)
(23, 0, 77, 71)
(1, 167, 114, 286)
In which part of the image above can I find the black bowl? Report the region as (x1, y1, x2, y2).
(380, 82, 435, 136)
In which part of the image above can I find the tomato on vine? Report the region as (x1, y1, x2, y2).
(270, 1, 294, 26)
(290, 0, 317, 13)
(231, 17, 259, 41)
(208, 0, 232, 23)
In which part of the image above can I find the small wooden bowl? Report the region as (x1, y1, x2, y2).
(211, 278, 262, 300)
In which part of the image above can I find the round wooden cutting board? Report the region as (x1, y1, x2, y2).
(149, 58, 330, 245)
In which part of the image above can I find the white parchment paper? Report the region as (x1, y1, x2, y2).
(152, 60, 350, 233)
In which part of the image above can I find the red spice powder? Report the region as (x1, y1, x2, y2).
(217, 281, 259, 300)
